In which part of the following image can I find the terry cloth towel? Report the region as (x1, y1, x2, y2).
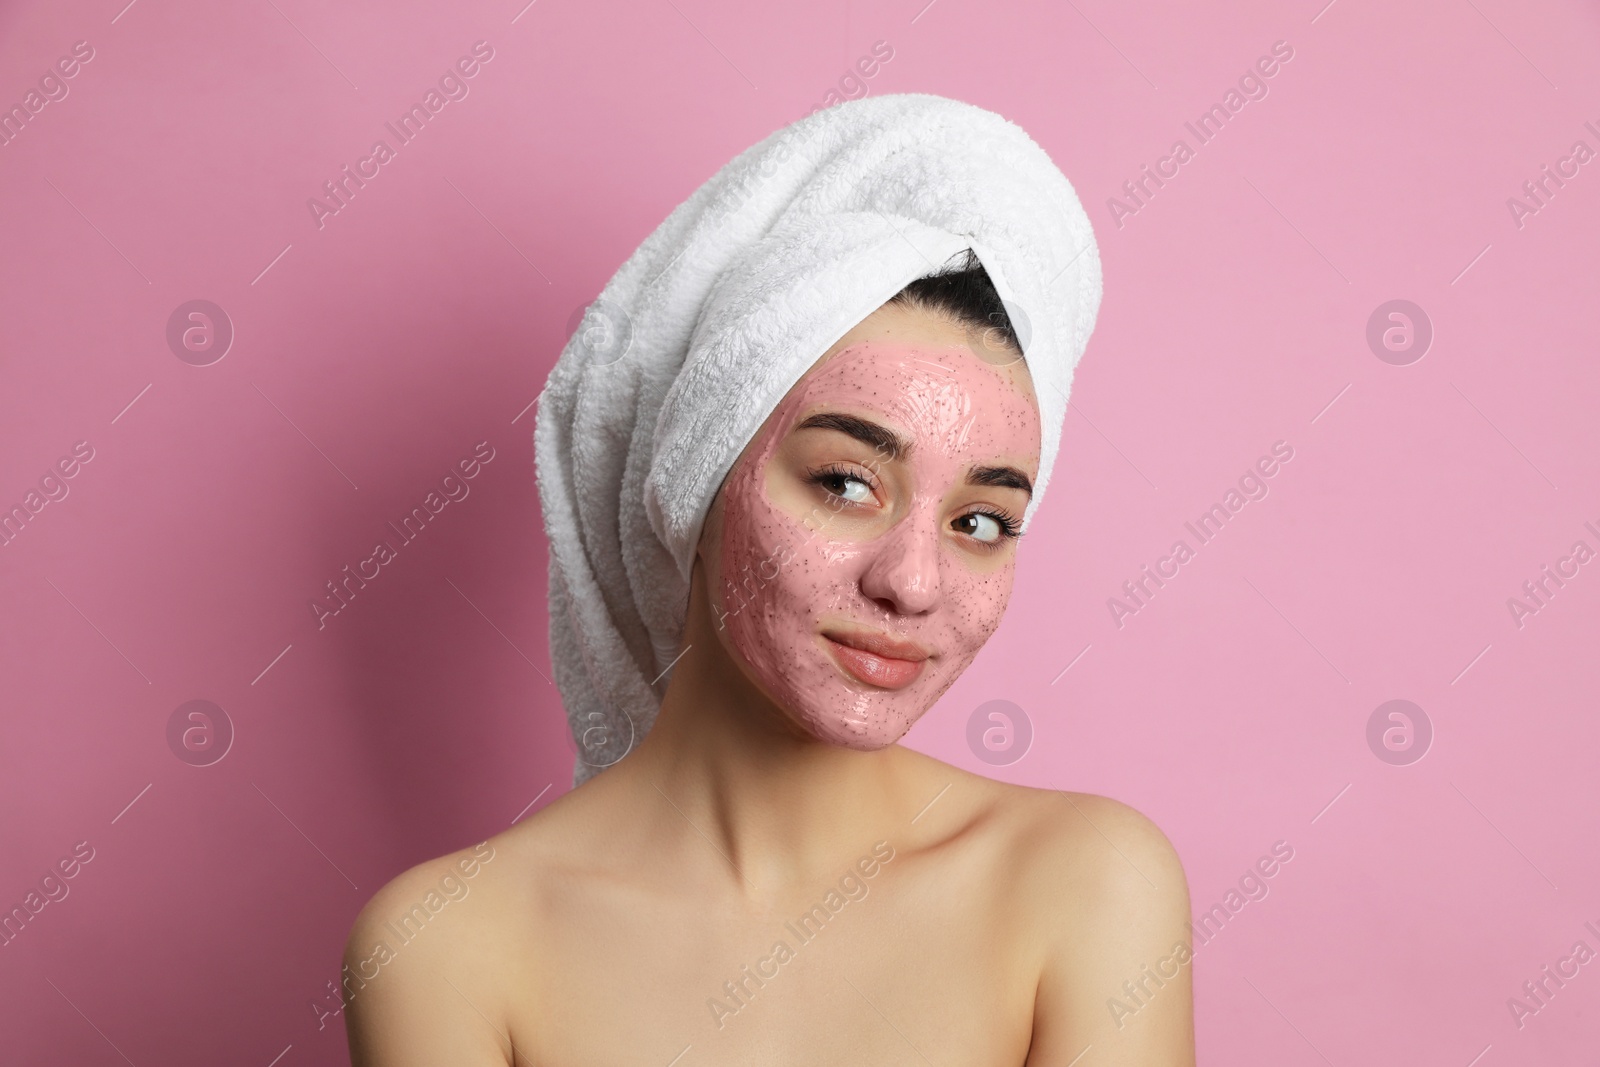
(534, 92, 1103, 786)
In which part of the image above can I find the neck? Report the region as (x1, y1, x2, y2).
(609, 569, 919, 895)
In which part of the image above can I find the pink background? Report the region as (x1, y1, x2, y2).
(2, 0, 1597, 1062)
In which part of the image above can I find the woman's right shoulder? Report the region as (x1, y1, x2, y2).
(345, 839, 503, 949)
(340, 814, 584, 1065)
(339, 837, 520, 1064)
(345, 801, 578, 962)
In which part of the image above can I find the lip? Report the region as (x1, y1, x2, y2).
(821, 628, 930, 690)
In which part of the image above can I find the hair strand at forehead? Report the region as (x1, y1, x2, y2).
(886, 248, 1023, 358)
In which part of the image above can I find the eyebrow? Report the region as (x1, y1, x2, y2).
(794, 411, 1034, 496)
(797, 412, 910, 460)
(967, 464, 1033, 495)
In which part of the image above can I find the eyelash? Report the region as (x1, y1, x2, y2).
(803, 463, 1023, 550)
(965, 506, 1023, 548)
(807, 462, 880, 503)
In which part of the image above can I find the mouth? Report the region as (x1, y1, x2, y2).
(821, 628, 930, 691)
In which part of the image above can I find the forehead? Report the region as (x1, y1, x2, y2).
(781, 338, 1041, 465)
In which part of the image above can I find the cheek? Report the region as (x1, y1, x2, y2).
(932, 563, 1015, 675)
(716, 457, 821, 649)
(715, 466, 851, 718)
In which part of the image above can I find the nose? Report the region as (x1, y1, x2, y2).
(859, 512, 941, 615)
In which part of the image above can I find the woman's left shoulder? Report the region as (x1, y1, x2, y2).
(991, 785, 1191, 917)
(993, 787, 1197, 1060)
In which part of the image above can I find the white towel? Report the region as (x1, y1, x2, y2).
(533, 92, 1103, 786)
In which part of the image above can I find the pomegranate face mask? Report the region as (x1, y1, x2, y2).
(714, 339, 1042, 748)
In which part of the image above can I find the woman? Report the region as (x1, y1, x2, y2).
(345, 94, 1194, 1065)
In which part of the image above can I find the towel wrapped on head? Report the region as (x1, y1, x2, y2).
(533, 92, 1103, 786)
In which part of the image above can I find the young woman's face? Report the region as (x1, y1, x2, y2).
(703, 302, 1042, 749)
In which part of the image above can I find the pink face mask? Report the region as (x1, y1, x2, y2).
(713, 339, 1042, 749)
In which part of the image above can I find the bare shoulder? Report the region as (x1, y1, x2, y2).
(341, 812, 577, 1067)
(340, 774, 639, 1064)
(1004, 787, 1190, 918)
(341, 837, 519, 1065)
(893, 748, 1188, 918)
(344, 781, 610, 967)
(344, 839, 506, 973)
(977, 784, 1195, 1064)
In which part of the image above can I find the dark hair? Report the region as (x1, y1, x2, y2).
(886, 248, 1022, 356)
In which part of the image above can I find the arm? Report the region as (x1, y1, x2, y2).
(1025, 794, 1196, 1067)
(342, 858, 517, 1067)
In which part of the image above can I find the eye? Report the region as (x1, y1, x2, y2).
(953, 508, 1020, 547)
(808, 463, 878, 505)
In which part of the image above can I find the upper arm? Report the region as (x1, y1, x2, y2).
(342, 855, 517, 1067)
(1024, 794, 1196, 1067)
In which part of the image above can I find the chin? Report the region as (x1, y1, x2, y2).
(796, 709, 921, 750)
(780, 664, 942, 750)
(736, 635, 970, 751)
